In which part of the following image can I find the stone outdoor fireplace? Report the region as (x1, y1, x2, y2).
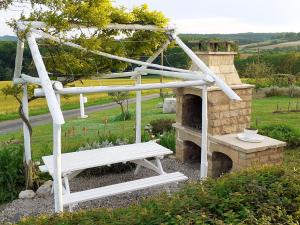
(174, 41, 286, 177)
(182, 94, 202, 131)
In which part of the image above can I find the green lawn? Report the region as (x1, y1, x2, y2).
(0, 77, 174, 121)
(0, 98, 174, 161)
(251, 96, 300, 132)
(1, 96, 300, 161)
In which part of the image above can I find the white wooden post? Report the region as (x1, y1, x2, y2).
(22, 83, 31, 164)
(13, 39, 24, 81)
(53, 93, 63, 212)
(200, 86, 208, 179)
(79, 94, 88, 118)
(135, 75, 142, 143)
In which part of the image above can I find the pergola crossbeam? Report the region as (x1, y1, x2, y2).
(17, 21, 175, 32)
(34, 80, 208, 96)
(30, 29, 193, 74)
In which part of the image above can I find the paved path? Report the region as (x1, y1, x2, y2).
(0, 94, 160, 135)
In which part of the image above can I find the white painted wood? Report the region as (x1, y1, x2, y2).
(172, 34, 241, 101)
(135, 68, 214, 82)
(22, 84, 31, 164)
(13, 74, 59, 85)
(79, 94, 88, 118)
(63, 172, 187, 206)
(13, 39, 24, 81)
(200, 86, 208, 179)
(132, 159, 161, 174)
(53, 122, 63, 212)
(41, 142, 173, 175)
(52, 93, 63, 212)
(100, 71, 139, 79)
(34, 80, 207, 97)
(135, 75, 142, 143)
(30, 29, 191, 74)
(17, 21, 174, 32)
(26, 33, 65, 125)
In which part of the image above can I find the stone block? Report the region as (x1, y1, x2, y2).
(36, 180, 53, 197)
(163, 98, 176, 114)
(19, 190, 35, 199)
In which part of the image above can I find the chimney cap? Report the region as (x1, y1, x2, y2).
(188, 40, 237, 52)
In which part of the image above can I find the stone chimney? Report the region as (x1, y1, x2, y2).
(189, 40, 242, 85)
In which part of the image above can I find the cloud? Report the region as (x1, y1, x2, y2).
(173, 17, 300, 34)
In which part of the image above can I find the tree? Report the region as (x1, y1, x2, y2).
(108, 92, 130, 121)
(244, 62, 274, 89)
(1, 84, 38, 189)
(1, 0, 169, 189)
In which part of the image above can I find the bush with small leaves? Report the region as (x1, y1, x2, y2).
(0, 143, 24, 203)
(150, 118, 175, 136)
(259, 124, 300, 147)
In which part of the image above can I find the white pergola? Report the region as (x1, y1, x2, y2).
(13, 21, 241, 213)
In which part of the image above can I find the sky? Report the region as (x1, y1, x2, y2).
(1, 0, 300, 36)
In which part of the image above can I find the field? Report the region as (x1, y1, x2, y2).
(239, 40, 300, 52)
(0, 96, 299, 162)
(0, 77, 175, 121)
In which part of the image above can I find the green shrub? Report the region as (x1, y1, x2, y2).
(18, 166, 300, 224)
(110, 111, 133, 122)
(159, 130, 175, 152)
(0, 144, 24, 203)
(259, 125, 300, 147)
(150, 118, 175, 136)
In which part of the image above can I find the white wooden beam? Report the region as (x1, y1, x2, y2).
(135, 68, 214, 82)
(200, 86, 208, 179)
(17, 21, 174, 32)
(100, 71, 139, 79)
(26, 33, 65, 125)
(34, 80, 207, 96)
(53, 94, 63, 212)
(172, 34, 241, 101)
(22, 84, 31, 164)
(30, 29, 192, 74)
(135, 75, 142, 143)
(13, 39, 25, 82)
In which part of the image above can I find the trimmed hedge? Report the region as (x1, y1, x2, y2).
(18, 166, 300, 224)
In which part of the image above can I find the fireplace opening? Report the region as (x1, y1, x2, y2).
(183, 141, 201, 168)
(182, 94, 202, 130)
(211, 152, 233, 177)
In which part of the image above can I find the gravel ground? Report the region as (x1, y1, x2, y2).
(0, 158, 200, 224)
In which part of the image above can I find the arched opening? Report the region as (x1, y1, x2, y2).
(182, 94, 202, 130)
(183, 141, 201, 168)
(211, 152, 233, 177)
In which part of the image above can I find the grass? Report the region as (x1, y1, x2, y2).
(0, 98, 174, 161)
(0, 77, 175, 121)
(251, 96, 300, 132)
(1, 95, 300, 161)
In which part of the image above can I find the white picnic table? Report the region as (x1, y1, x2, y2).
(40, 141, 187, 210)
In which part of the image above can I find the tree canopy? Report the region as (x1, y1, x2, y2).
(4, 0, 169, 81)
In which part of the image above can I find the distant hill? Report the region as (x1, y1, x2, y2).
(179, 33, 281, 45)
(0, 35, 17, 41)
(179, 32, 300, 52)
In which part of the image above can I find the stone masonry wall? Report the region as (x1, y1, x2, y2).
(175, 86, 253, 136)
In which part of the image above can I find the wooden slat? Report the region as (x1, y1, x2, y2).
(42, 142, 173, 175)
(63, 172, 187, 205)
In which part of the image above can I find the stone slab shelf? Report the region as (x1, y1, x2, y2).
(210, 133, 286, 154)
